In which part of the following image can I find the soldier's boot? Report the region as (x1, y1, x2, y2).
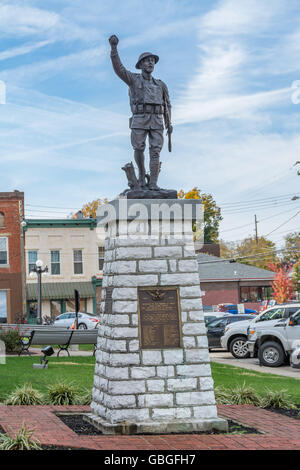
(134, 150, 147, 189)
(148, 157, 160, 190)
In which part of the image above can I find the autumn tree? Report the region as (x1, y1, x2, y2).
(220, 236, 278, 270)
(267, 262, 294, 303)
(283, 232, 300, 265)
(81, 198, 108, 218)
(178, 187, 222, 243)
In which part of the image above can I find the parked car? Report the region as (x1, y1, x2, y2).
(247, 309, 300, 367)
(218, 303, 257, 315)
(204, 312, 231, 326)
(220, 303, 300, 359)
(206, 314, 255, 350)
(53, 312, 100, 329)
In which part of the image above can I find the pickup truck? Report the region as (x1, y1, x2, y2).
(247, 310, 300, 367)
(220, 303, 300, 359)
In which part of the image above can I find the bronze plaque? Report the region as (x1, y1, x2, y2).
(104, 287, 113, 315)
(138, 287, 182, 349)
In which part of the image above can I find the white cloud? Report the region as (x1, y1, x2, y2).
(0, 40, 54, 61)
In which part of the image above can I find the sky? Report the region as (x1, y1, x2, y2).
(1, 0, 300, 248)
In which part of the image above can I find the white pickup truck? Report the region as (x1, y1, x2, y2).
(220, 303, 300, 359)
(247, 309, 300, 367)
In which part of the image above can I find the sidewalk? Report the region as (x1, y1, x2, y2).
(0, 404, 299, 450)
(210, 351, 300, 379)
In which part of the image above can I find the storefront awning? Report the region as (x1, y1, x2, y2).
(26, 281, 95, 301)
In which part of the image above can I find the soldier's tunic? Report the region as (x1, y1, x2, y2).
(110, 47, 171, 158)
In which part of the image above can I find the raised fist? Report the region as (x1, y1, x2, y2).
(109, 35, 119, 46)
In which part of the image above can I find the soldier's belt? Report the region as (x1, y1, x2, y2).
(132, 104, 164, 114)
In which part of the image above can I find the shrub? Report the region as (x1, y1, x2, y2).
(0, 422, 42, 450)
(0, 328, 21, 353)
(5, 384, 44, 405)
(261, 389, 297, 409)
(214, 383, 262, 406)
(78, 388, 92, 405)
(214, 386, 231, 405)
(47, 382, 79, 405)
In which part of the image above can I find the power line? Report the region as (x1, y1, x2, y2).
(265, 210, 300, 237)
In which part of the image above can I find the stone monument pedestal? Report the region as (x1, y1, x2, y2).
(87, 199, 227, 434)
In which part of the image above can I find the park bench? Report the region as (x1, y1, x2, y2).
(17, 329, 99, 357)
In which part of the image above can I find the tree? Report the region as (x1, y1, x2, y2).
(178, 187, 222, 243)
(81, 198, 108, 218)
(220, 236, 278, 270)
(267, 262, 294, 303)
(283, 232, 300, 265)
(292, 261, 300, 295)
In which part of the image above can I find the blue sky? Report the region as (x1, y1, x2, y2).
(1, 0, 300, 247)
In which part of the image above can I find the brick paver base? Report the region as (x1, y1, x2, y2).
(0, 405, 299, 450)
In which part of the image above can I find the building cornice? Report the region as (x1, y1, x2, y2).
(24, 218, 97, 231)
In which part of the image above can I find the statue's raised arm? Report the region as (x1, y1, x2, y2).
(109, 35, 133, 86)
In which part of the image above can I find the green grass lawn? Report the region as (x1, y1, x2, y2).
(0, 357, 299, 404)
(0, 356, 95, 401)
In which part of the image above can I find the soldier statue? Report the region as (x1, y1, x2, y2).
(109, 35, 173, 193)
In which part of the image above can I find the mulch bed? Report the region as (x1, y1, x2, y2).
(265, 407, 300, 420)
(56, 413, 260, 435)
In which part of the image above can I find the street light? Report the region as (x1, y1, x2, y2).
(29, 259, 48, 325)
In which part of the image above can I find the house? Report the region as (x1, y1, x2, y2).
(24, 218, 105, 323)
(0, 190, 25, 323)
(197, 253, 276, 311)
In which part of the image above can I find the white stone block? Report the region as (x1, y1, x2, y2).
(147, 380, 165, 392)
(131, 314, 138, 326)
(112, 288, 138, 300)
(169, 260, 177, 272)
(103, 394, 136, 408)
(154, 246, 182, 258)
(177, 364, 212, 377)
(193, 405, 218, 419)
(152, 408, 176, 420)
(185, 349, 210, 363)
(199, 377, 214, 391)
(188, 311, 205, 322)
(182, 336, 196, 349)
(142, 350, 163, 365)
(107, 408, 149, 424)
(110, 327, 139, 339)
(108, 353, 140, 366)
(108, 380, 146, 395)
(162, 349, 184, 365)
(196, 335, 209, 348)
(105, 366, 129, 380)
(112, 261, 137, 274)
(160, 273, 200, 286)
(131, 367, 156, 379)
(167, 378, 197, 392)
(180, 286, 202, 298)
(156, 366, 175, 378)
(181, 311, 187, 322)
(104, 339, 127, 352)
(128, 339, 140, 352)
(113, 275, 158, 287)
(176, 391, 216, 406)
(183, 323, 206, 335)
(98, 377, 108, 391)
(116, 247, 152, 260)
(139, 260, 168, 273)
(145, 394, 173, 407)
(180, 298, 203, 311)
(178, 260, 199, 272)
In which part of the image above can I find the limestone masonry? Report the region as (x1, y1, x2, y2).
(88, 199, 227, 434)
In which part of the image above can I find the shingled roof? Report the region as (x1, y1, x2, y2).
(197, 253, 275, 281)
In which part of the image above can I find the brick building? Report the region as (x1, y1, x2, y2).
(197, 253, 275, 311)
(0, 191, 25, 323)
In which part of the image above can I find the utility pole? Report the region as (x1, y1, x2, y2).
(254, 215, 258, 244)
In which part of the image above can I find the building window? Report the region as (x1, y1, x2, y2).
(28, 250, 38, 273)
(51, 250, 60, 275)
(73, 249, 83, 274)
(0, 237, 8, 265)
(240, 286, 273, 303)
(0, 212, 4, 228)
(98, 246, 104, 271)
(0, 290, 7, 323)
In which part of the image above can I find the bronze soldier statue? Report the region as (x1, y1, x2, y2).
(109, 35, 173, 192)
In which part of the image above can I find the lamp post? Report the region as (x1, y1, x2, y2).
(29, 260, 48, 325)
